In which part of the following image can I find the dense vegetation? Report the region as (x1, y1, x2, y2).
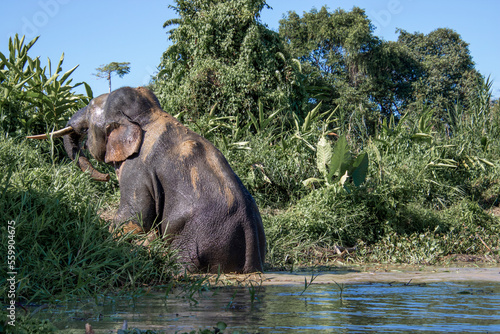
(155, 1, 499, 269)
(1, 0, 499, 311)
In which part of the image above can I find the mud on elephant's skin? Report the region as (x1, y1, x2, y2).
(30, 86, 266, 274)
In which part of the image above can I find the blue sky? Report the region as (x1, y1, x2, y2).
(1, 0, 499, 98)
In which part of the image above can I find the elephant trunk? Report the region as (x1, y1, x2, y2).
(62, 107, 110, 182)
(63, 132, 110, 182)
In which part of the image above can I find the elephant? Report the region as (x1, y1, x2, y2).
(28, 86, 265, 274)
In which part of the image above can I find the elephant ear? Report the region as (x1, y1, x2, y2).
(105, 122, 142, 163)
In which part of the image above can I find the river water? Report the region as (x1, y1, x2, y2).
(50, 277, 500, 333)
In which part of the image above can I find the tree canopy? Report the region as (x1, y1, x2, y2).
(397, 28, 481, 119)
(279, 7, 381, 112)
(153, 0, 306, 120)
(279, 6, 482, 122)
(153, 1, 485, 131)
(94, 62, 131, 93)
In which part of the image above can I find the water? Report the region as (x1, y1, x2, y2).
(47, 281, 500, 333)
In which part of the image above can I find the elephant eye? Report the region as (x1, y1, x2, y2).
(105, 123, 119, 135)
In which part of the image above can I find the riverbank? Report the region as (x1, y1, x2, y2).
(185, 262, 500, 290)
(262, 265, 500, 285)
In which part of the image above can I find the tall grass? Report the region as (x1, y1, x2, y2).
(205, 81, 500, 268)
(0, 137, 178, 303)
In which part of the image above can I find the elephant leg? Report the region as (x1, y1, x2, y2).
(238, 225, 263, 273)
(169, 237, 205, 273)
(111, 174, 160, 245)
(110, 221, 144, 235)
(109, 221, 158, 247)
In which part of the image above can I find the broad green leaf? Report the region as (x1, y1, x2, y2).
(14, 74, 35, 89)
(43, 72, 59, 88)
(302, 102, 322, 133)
(316, 136, 332, 177)
(25, 35, 39, 50)
(247, 109, 259, 132)
(427, 158, 458, 168)
(395, 111, 410, 132)
(209, 102, 218, 116)
(322, 105, 338, 125)
(83, 82, 94, 99)
(477, 158, 494, 167)
(0, 52, 23, 76)
(59, 65, 79, 84)
(351, 152, 369, 187)
(47, 56, 53, 76)
(293, 112, 301, 132)
(262, 109, 280, 130)
(55, 53, 64, 74)
(292, 58, 301, 72)
(258, 98, 264, 127)
(328, 135, 350, 183)
(411, 133, 433, 143)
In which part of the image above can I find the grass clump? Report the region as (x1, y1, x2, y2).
(241, 99, 500, 269)
(0, 311, 58, 333)
(226, 133, 319, 208)
(260, 129, 500, 268)
(354, 200, 500, 264)
(0, 136, 178, 304)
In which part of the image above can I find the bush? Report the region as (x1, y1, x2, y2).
(0, 35, 92, 137)
(357, 200, 500, 264)
(267, 186, 375, 245)
(225, 133, 319, 208)
(259, 93, 500, 267)
(154, 0, 306, 123)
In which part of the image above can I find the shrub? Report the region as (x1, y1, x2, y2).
(154, 0, 306, 124)
(0, 35, 92, 137)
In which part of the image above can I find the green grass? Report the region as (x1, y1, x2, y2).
(0, 136, 179, 304)
(242, 101, 500, 269)
(259, 133, 500, 268)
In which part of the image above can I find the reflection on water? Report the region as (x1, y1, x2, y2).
(48, 281, 500, 333)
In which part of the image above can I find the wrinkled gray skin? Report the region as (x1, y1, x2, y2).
(63, 86, 265, 273)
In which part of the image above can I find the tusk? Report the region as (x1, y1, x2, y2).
(26, 126, 74, 139)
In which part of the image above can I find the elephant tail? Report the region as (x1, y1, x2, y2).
(243, 218, 265, 274)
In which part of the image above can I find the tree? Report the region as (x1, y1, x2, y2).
(279, 8, 483, 124)
(397, 28, 482, 120)
(153, 0, 306, 122)
(0, 34, 92, 136)
(279, 7, 377, 110)
(279, 6, 422, 118)
(366, 41, 423, 116)
(94, 62, 131, 92)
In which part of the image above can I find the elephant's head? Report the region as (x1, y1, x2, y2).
(28, 87, 162, 181)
